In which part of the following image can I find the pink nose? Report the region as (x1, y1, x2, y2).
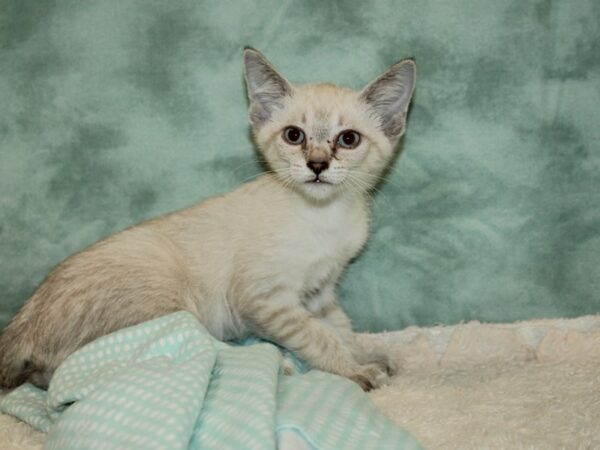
(307, 160, 329, 175)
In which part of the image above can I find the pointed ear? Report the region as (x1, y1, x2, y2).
(360, 58, 416, 139)
(243, 47, 293, 127)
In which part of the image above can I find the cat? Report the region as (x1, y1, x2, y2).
(0, 47, 416, 391)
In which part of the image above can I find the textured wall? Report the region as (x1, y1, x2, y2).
(1, 0, 599, 331)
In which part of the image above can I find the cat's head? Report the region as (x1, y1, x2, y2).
(243, 47, 416, 203)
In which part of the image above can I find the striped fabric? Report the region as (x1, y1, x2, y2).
(0, 312, 420, 449)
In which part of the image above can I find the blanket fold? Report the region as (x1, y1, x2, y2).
(1, 312, 420, 450)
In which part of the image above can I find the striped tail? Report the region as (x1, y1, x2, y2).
(0, 319, 34, 389)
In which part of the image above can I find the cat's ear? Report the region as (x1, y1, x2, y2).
(360, 58, 416, 139)
(243, 47, 293, 127)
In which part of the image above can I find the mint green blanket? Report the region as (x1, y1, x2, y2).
(0, 312, 420, 449)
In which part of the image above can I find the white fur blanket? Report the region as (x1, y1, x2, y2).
(2, 315, 600, 449)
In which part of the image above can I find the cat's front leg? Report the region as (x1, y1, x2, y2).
(242, 291, 386, 390)
(313, 286, 399, 377)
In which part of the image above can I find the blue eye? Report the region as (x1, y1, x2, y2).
(337, 130, 360, 149)
(283, 126, 305, 145)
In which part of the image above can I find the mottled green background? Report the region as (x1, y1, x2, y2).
(1, 0, 599, 331)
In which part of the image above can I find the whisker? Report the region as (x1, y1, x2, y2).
(230, 158, 269, 176)
(238, 170, 275, 184)
(342, 176, 371, 202)
(349, 169, 403, 189)
(345, 172, 395, 211)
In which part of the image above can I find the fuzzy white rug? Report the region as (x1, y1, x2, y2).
(2, 315, 600, 449)
(367, 315, 600, 449)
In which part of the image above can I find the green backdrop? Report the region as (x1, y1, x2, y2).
(1, 0, 599, 332)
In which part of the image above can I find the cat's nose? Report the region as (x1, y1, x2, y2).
(307, 160, 329, 175)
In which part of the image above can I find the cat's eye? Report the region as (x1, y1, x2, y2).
(336, 130, 361, 149)
(282, 126, 305, 145)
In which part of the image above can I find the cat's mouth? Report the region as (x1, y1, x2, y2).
(306, 177, 332, 185)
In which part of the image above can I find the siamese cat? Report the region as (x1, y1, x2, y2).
(0, 47, 416, 391)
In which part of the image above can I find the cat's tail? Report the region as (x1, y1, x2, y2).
(0, 314, 35, 389)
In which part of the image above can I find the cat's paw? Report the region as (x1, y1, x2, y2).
(282, 358, 295, 375)
(375, 354, 399, 377)
(349, 364, 388, 392)
(356, 351, 400, 377)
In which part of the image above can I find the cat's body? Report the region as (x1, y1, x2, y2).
(0, 48, 416, 391)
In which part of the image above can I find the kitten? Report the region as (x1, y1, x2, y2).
(0, 48, 416, 391)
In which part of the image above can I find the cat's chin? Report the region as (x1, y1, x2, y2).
(297, 180, 339, 202)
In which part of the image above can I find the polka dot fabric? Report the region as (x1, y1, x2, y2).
(1, 312, 420, 449)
